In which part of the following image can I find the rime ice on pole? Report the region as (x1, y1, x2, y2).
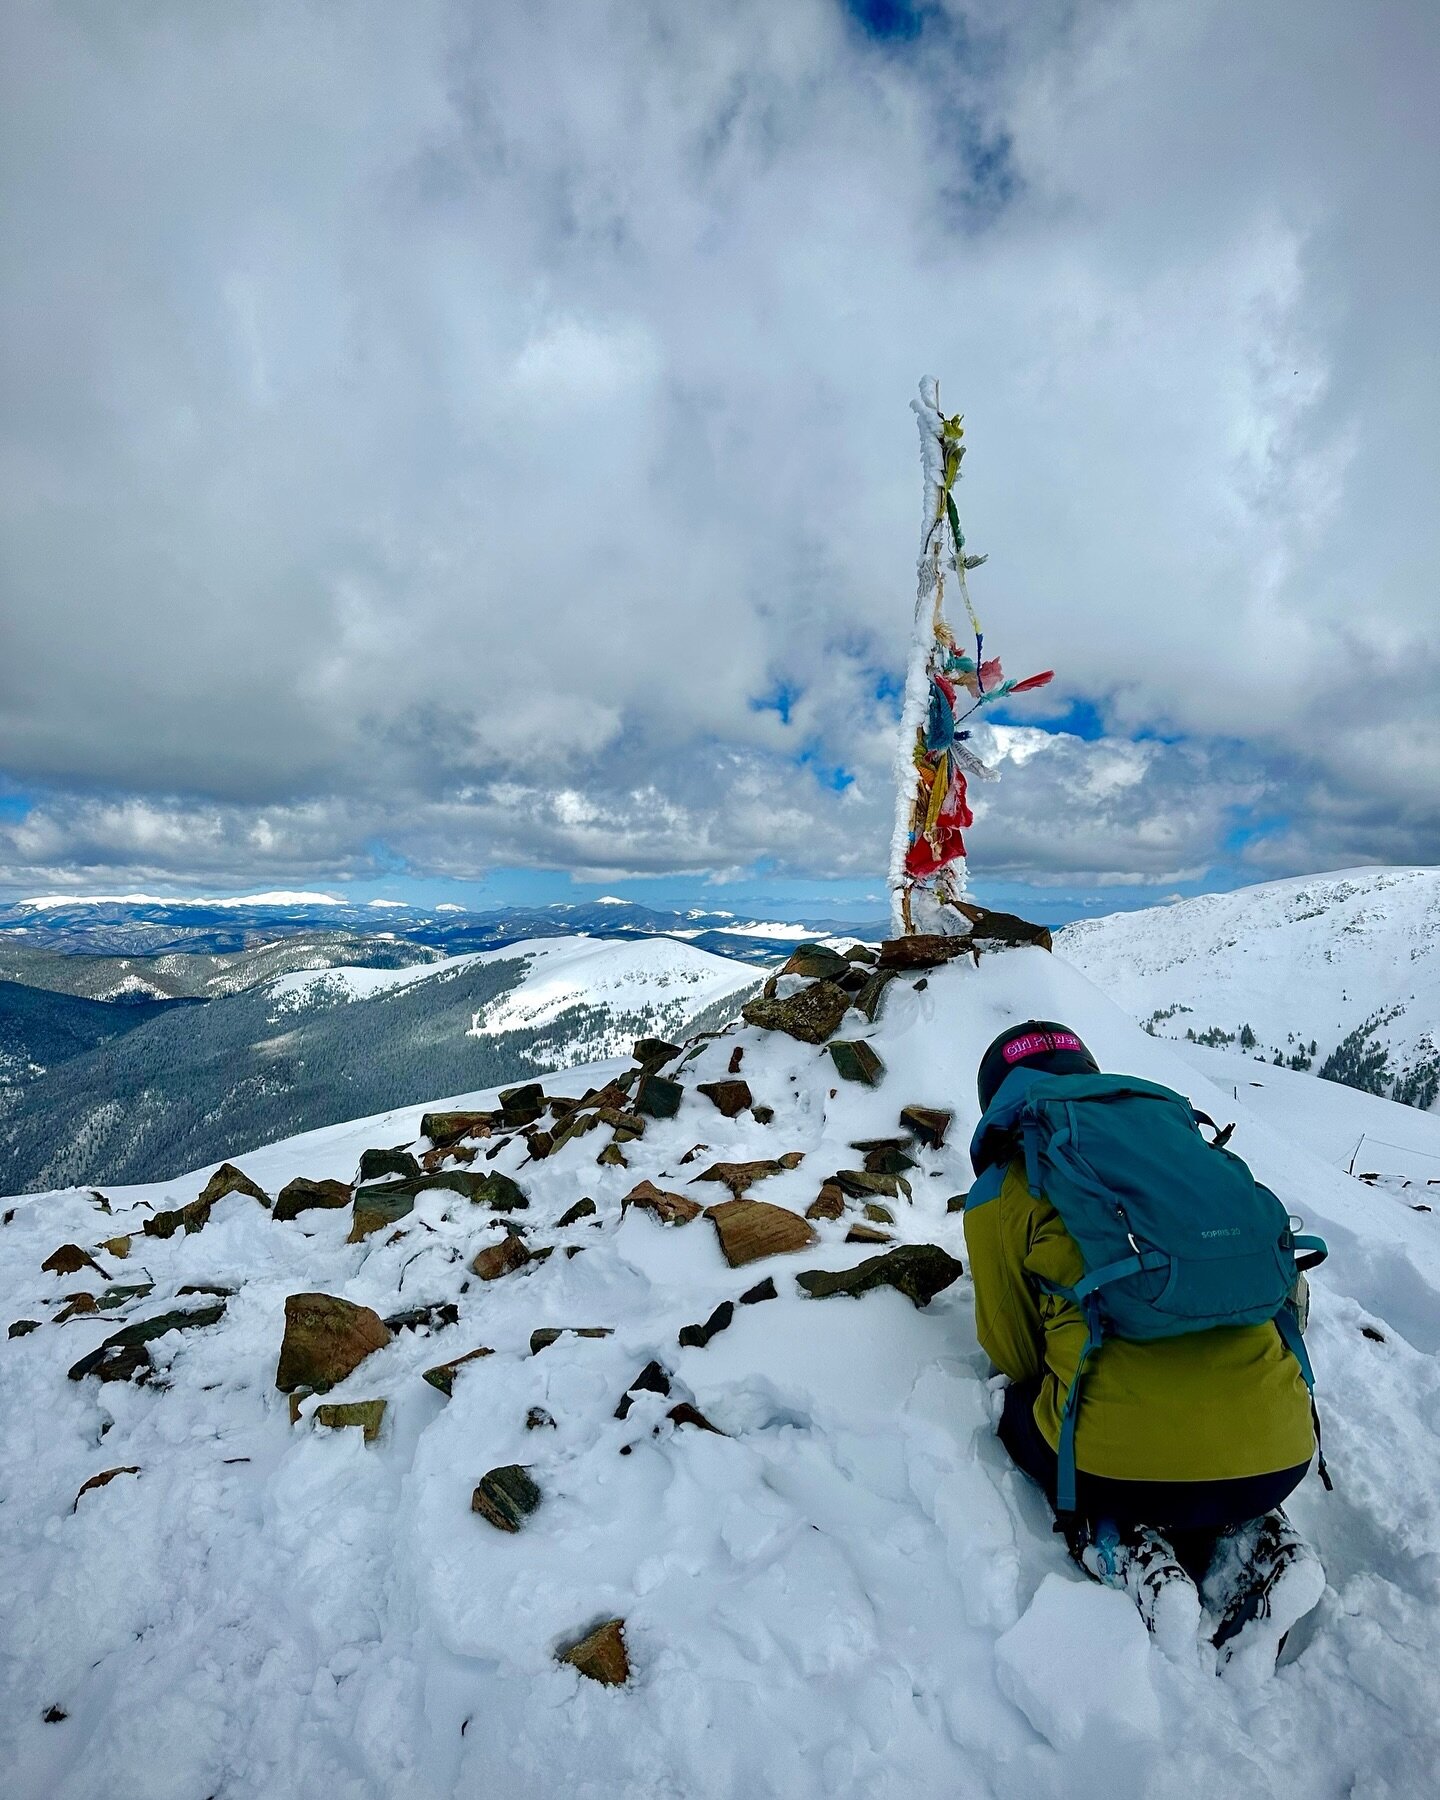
(888, 377, 1053, 937)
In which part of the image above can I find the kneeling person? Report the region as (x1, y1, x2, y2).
(964, 1021, 1326, 1673)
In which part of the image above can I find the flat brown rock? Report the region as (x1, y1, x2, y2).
(558, 1618, 629, 1685)
(421, 1109, 497, 1147)
(622, 1180, 703, 1226)
(422, 1346, 494, 1396)
(705, 1198, 819, 1268)
(696, 1079, 753, 1119)
(806, 1186, 846, 1221)
(42, 1244, 107, 1278)
(471, 1234, 532, 1280)
(690, 1153, 803, 1197)
(273, 1178, 352, 1224)
(876, 933, 974, 970)
(846, 1224, 892, 1245)
(275, 1293, 391, 1393)
(952, 901, 1053, 950)
(197, 1162, 271, 1209)
(899, 1106, 953, 1150)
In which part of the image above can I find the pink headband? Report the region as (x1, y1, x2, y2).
(1002, 1030, 1084, 1064)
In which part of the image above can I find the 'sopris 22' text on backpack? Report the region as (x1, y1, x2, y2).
(968, 1068, 1329, 1514)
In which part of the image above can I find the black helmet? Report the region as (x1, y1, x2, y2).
(977, 1019, 1099, 1111)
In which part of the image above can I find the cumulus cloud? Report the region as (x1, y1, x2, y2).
(0, 0, 1435, 896)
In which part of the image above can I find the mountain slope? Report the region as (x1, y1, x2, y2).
(1, 944, 1436, 1798)
(0, 937, 759, 1195)
(0, 933, 442, 1003)
(0, 980, 196, 1089)
(1058, 867, 1440, 1109)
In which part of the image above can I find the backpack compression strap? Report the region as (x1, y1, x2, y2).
(1041, 1250, 1169, 1517)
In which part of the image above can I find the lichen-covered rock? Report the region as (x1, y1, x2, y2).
(356, 1147, 421, 1185)
(100, 1235, 132, 1258)
(696, 1079, 753, 1118)
(464, 1171, 530, 1212)
(796, 1244, 963, 1309)
(634, 1073, 684, 1119)
(69, 1302, 228, 1384)
(862, 1202, 896, 1224)
(422, 1346, 494, 1396)
(853, 969, 897, 1024)
(558, 1618, 629, 1685)
(348, 1187, 416, 1242)
(858, 1142, 918, 1176)
(780, 943, 852, 982)
(272, 1178, 352, 1224)
(421, 1109, 497, 1147)
(742, 980, 851, 1045)
(472, 1464, 541, 1532)
(313, 1399, 387, 1443)
(197, 1162, 271, 1209)
(705, 1199, 819, 1268)
(827, 1040, 885, 1086)
(8, 1319, 40, 1338)
(557, 1198, 597, 1227)
(274, 1293, 390, 1393)
(143, 1197, 214, 1239)
(622, 1180, 702, 1226)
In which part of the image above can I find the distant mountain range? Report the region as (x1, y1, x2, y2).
(0, 892, 881, 968)
(1058, 866, 1440, 1112)
(0, 935, 762, 1195)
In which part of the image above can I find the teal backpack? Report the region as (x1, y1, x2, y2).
(968, 1067, 1329, 1514)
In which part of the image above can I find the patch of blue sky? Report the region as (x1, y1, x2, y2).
(986, 695, 1108, 741)
(749, 681, 799, 726)
(841, 0, 926, 43)
(1221, 806, 1291, 856)
(0, 788, 32, 820)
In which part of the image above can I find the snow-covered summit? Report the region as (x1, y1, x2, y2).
(1059, 866, 1440, 1109)
(3, 938, 1437, 1796)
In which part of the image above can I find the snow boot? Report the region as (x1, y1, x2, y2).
(1208, 1509, 1325, 1682)
(1076, 1519, 1202, 1660)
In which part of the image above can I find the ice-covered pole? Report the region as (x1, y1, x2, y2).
(888, 379, 1051, 937)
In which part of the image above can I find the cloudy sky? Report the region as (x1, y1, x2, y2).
(1, 0, 1436, 921)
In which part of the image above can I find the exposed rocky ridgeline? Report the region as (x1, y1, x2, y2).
(4, 907, 1437, 1798)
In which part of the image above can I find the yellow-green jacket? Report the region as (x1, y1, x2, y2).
(964, 1162, 1314, 1481)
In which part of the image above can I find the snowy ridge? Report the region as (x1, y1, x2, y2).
(2, 947, 1438, 1796)
(1059, 866, 1440, 1109)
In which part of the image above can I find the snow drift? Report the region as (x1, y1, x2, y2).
(1, 943, 1438, 1799)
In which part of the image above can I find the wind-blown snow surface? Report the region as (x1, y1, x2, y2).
(1059, 867, 1440, 1106)
(2, 950, 1439, 1799)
